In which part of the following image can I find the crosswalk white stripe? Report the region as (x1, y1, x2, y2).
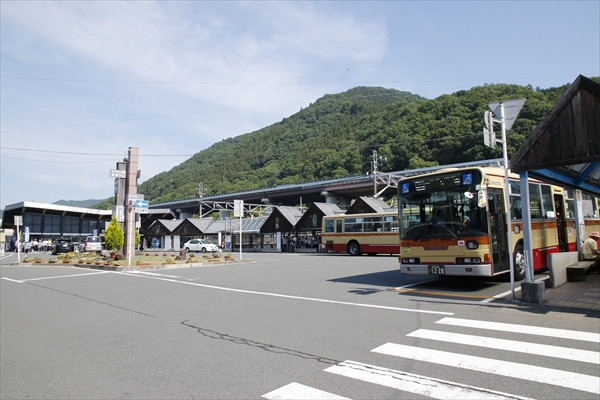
(325, 360, 532, 400)
(262, 382, 350, 399)
(372, 343, 600, 394)
(436, 317, 600, 343)
(408, 329, 600, 364)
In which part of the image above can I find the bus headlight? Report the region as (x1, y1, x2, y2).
(456, 257, 481, 264)
(402, 258, 420, 264)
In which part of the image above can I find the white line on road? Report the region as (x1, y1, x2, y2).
(21, 271, 111, 282)
(436, 317, 600, 342)
(407, 329, 600, 364)
(127, 271, 183, 278)
(372, 343, 600, 394)
(1, 277, 24, 283)
(325, 360, 532, 400)
(262, 382, 350, 400)
(480, 277, 547, 303)
(117, 272, 454, 315)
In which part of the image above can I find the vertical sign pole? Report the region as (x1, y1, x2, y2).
(234, 200, 243, 260)
(499, 103, 515, 300)
(128, 201, 133, 267)
(15, 221, 20, 263)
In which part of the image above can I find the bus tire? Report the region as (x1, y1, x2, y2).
(513, 243, 526, 281)
(347, 241, 361, 256)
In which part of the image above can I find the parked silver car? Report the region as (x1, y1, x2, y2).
(183, 239, 219, 253)
(79, 236, 102, 253)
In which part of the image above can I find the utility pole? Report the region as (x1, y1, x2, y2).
(123, 147, 139, 262)
(196, 182, 204, 216)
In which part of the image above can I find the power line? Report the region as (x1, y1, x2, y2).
(0, 155, 115, 164)
(0, 74, 577, 85)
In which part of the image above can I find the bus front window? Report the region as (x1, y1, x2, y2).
(400, 189, 488, 239)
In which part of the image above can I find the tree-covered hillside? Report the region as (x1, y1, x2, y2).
(92, 78, 598, 209)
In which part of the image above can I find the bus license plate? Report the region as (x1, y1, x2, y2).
(428, 265, 445, 275)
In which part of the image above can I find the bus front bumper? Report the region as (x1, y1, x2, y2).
(400, 264, 494, 277)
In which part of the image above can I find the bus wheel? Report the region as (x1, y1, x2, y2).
(347, 241, 361, 256)
(513, 244, 526, 281)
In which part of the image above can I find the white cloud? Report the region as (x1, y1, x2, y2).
(1, 1, 598, 209)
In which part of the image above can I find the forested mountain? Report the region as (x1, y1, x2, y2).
(92, 78, 598, 209)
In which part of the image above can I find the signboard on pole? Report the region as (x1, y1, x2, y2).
(110, 169, 126, 179)
(234, 200, 244, 217)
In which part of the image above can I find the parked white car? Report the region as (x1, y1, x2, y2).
(183, 239, 219, 253)
(79, 236, 102, 253)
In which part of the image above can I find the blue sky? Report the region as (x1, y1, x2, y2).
(1, 1, 598, 210)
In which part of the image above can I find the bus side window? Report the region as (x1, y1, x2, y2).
(325, 219, 334, 233)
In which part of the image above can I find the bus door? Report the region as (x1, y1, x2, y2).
(554, 193, 567, 252)
(488, 189, 509, 273)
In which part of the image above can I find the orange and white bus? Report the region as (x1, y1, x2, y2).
(398, 166, 599, 280)
(322, 212, 399, 255)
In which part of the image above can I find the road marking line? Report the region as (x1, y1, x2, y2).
(393, 279, 437, 290)
(117, 272, 453, 315)
(127, 271, 183, 278)
(436, 317, 600, 342)
(408, 329, 600, 364)
(481, 277, 548, 303)
(262, 382, 350, 399)
(394, 288, 491, 299)
(21, 271, 111, 282)
(1, 277, 24, 283)
(372, 343, 600, 394)
(325, 360, 532, 399)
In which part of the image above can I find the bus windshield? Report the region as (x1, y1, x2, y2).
(400, 188, 488, 239)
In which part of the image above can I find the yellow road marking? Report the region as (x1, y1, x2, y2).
(392, 288, 493, 299)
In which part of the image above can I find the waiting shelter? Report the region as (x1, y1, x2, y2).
(511, 75, 600, 302)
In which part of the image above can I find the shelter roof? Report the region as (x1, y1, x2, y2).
(276, 206, 304, 225)
(295, 202, 344, 231)
(346, 196, 395, 214)
(145, 219, 183, 235)
(511, 75, 600, 195)
(230, 217, 267, 233)
(310, 202, 345, 216)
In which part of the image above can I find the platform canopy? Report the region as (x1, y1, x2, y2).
(511, 75, 600, 195)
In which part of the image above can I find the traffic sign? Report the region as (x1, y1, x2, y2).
(488, 98, 526, 130)
(135, 199, 149, 212)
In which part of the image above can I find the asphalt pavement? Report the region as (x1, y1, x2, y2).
(1, 252, 599, 399)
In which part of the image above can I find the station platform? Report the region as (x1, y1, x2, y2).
(530, 270, 600, 311)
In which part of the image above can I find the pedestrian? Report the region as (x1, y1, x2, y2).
(582, 231, 600, 263)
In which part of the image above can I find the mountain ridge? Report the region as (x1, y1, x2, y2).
(89, 79, 598, 210)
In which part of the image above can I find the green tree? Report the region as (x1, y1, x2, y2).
(135, 229, 140, 249)
(105, 216, 124, 252)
